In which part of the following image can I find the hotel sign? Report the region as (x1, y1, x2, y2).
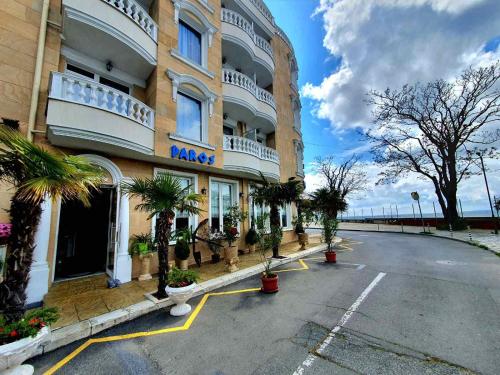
(171, 145, 215, 165)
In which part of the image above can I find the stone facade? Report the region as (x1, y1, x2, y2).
(0, 0, 304, 302)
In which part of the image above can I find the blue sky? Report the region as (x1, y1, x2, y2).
(264, 0, 500, 215)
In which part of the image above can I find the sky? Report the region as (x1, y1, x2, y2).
(264, 0, 500, 216)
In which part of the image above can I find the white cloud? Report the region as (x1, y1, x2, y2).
(302, 0, 500, 131)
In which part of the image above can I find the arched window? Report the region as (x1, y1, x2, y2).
(291, 96, 302, 133)
(294, 140, 304, 177)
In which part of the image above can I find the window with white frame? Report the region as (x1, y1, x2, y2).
(177, 92, 202, 141)
(210, 179, 238, 232)
(292, 97, 301, 132)
(280, 204, 292, 229)
(179, 20, 202, 65)
(153, 170, 198, 244)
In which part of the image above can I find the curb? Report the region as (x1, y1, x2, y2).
(37, 241, 334, 356)
(330, 228, 500, 256)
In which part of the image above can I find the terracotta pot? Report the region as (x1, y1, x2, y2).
(325, 251, 337, 263)
(261, 274, 279, 293)
(175, 258, 188, 271)
(138, 253, 153, 281)
(165, 282, 197, 316)
(224, 245, 239, 272)
(298, 233, 309, 250)
(0, 326, 51, 374)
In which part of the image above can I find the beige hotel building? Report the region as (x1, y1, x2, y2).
(0, 0, 304, 305)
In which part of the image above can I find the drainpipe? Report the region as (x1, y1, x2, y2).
(27, 0, 50, 142)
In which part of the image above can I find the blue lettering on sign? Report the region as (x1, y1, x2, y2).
(170, 145, 215, 165)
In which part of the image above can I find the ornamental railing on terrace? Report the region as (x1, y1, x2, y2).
(223, 135, 280, 163)
(248, 0, 274, 25)
(102, 0, 158, 41)
(49, 72, 155, 129)
(221, 8, 273, 59)
(222, 69, 276, 109)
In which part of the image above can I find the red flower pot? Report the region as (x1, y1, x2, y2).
(325, 251, 337, 263)
(261, 274, 279, 293)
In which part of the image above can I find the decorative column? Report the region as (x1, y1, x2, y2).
(26, 199, 52, 306)
(114, 185, 132, 283)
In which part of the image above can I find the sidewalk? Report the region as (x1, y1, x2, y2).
(336, 222, 500, 254)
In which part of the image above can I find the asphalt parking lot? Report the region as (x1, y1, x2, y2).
(30, 232, 500, 374)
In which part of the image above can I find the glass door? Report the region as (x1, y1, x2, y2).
(105, 186, 118, 276)
(210, 181, 235, 232)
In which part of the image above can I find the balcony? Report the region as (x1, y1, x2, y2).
(46, 72, 155, 158)
(222, 69, 277, 133)
(223, 136, 280, 181)
(62, 0, 157, 80)
(221, 8, 274, 84)
(232, 0, 275, 37)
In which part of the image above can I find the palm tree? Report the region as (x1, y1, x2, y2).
(121, 174, 203, 299)
(310, 187, 348, 220)
(250, 176, 304, 258)
(0, 125, 102, 322)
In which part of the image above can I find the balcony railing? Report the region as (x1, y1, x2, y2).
(249, 0, 274, 25)
(49, 72, 154, 129)
(223, 135, 279, 163)
(222, 69, 276, 109)
(221, 8, 273, 59)
(102, 0, 157, 41)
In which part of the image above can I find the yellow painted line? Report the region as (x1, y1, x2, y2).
(43, 288, 260, 375)
(275, 259, 309, 273)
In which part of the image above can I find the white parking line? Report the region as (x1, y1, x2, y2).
(292, 272, 386, 375)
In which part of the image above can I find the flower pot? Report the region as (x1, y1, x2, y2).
(325, 251, 337, 263)
(138, 253, 153, 281)
(248, 244, 256, 253)
(224, 245, 239, 273)
(298, 233, 309, 250)
(261, 274, 279, 293)
(165, 282, 197, 316)
(175, 258, 189, 271)
(0, 326, 50, 375)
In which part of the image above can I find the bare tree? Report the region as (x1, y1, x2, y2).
(366, 62, 500, 228)
(314, 154, 367, 218)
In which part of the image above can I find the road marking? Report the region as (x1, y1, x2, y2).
(292, 272, 386, 375)
(275, 259, 309, 273)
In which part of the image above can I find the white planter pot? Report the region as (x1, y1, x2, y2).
(165, 282, 197, 316)
(0, 326, 50, 375)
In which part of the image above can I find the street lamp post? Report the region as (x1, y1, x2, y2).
(477, 152, 498, 234)
(411, 192, 425, 233)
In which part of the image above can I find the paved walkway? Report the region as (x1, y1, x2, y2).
(335, 222, 500, 254)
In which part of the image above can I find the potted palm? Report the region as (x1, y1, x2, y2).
(256, 214, 280, 293)
(310, 187, 347, 263)
(164, 267, 199, 316)
(250, 175, 304, 258)
(0, 125, 101, 369)
(129, 233, 155, 281)
(294, 199, 315, 250)
(0, 308, 58, 374)
(174, 238, 190, 270)
(122, 174, 202, 300)
(222, 205, 247, 273)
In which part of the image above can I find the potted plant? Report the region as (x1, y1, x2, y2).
(208, 230, 224, 263)
(0, 307, 58, 374)
(256, 214, 280, 293)
(294, 199, 315, 250)
(129, 233, 155, 281)
(245, 226, 259, 253)
(222, 205, 247, 273)
(174, 238, 190, 270)
(323, 218, 338, 263)
(164, 267, 199, 316)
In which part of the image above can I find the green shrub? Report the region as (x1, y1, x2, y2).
(245, 227, 259, 245)
(174, 239, 190, 260)
(167, 267, 199, 287)
(129, 233, 155, 256)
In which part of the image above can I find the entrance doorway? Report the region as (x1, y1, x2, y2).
(55, 185, 118, 280)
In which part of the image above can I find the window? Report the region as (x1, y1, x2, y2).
(66, 64, 95, 79)
(99, 77, 130, 95)
(280, 204, 292, 229)
(223, 126, 234, 136)
(177, 92, 202, 141)
(210, 179, 238, 232)
(179, 20, 202, 65)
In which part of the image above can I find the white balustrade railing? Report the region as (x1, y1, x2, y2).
(221, 8, 273, 60)
(248, 0, 274, 25)
(102, 0, 158, 41)
(49, 72, 155, 129)
(222, 69, 276, 109)
(223, 135, 280, 164)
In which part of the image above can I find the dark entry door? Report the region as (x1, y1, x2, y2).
(55, 187, 115, 279)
